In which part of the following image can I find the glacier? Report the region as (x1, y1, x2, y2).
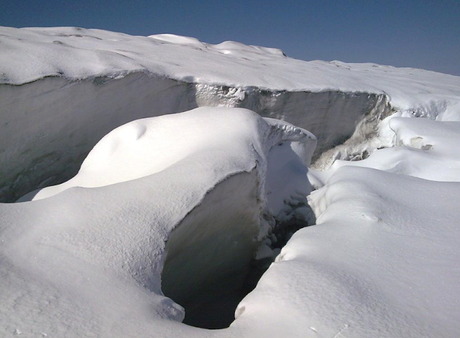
(2, 26, 460, 202)
(1, 26, 460, 338)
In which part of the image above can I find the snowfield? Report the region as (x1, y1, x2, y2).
(1, 26, 460, 337)
(1, 26, 460, 115)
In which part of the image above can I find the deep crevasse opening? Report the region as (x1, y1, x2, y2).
(161, 140, 316, 329)
(161, 170, 261, 329)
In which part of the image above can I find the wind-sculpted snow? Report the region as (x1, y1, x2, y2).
(247, 166, 460, 338)
(2, 25, 460, 338)
(284, 111, 460, 337)
(2, 26, 460, 201)
(1, 26, 460, 113)
(0, 107, 317, 337)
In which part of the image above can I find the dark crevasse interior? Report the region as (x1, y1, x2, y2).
(160, 170, 315, 329)
(160, 170, 261, 329)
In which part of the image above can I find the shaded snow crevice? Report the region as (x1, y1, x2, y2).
(160, 171, 316, 330)
(161, 170, 261, 329)
(160, 121, 317, 330)
(2, 73, 390, 202)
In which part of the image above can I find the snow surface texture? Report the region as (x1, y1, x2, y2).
(4, 110, 460, 338)
(2, 26, 460, 337)
(3, 26, 459, 202)
(2, 26, 460, 115)
(228, 113, 460, 338)
(5, 26, 457, 201)
(0, 107, 318, 337)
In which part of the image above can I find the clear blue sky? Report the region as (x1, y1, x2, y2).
(1, 0, 459, 76)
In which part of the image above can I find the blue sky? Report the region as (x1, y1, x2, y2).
(1, 0, 459, 76)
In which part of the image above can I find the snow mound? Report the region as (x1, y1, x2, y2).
(0, 107, 316, 337)
(289, 167, 460, 337)
(24, 107, 315, 201)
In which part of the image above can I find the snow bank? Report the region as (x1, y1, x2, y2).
(1, 27, 460, 114)
(246, 110, 460, 337)
(266, 166, 460, 338)
(2, 25, 460, 338)
(0, 107, 316, 337)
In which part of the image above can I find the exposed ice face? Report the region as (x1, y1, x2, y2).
(2, 75, 386, 202)
(2, 27, 460, 202)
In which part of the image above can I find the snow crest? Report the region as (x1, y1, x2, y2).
(1, 26, 460, 114)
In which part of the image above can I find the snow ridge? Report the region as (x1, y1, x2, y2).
(1, 26, 460, 113)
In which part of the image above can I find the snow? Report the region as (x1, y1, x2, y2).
(0, 107, 316, 337)
(3, 26, 460, 202)
(311, 115, 460, 184)
(0, 76, 387, 202)
(1, 26, 460, 115)
(1, 25, 460, 338)
(261, 111, 460, 337)
(290, 167, 460, 337)
(5, 107, 459, 338)
(231, 111, 460, 337)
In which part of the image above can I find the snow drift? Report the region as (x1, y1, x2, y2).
(0, 107, 317, 337)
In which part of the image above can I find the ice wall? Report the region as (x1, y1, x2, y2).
(162, 170, 260, 328)
(195, 84, 392, 165)
(0, 74, 196, 201)
(0, 74, 390, 202)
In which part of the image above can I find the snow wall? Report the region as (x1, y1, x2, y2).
(0, 73, 391, 202)
(161, 170, 261, 328)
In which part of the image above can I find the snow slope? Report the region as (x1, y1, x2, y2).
(4, 108, 460, 338)
(229, 113, 460, 338)
(260, 167, 460, 338)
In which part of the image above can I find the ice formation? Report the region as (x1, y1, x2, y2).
(0, 107, 318, 336)
(1, 26, 460, 338)
(2, 26, 460, 201)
